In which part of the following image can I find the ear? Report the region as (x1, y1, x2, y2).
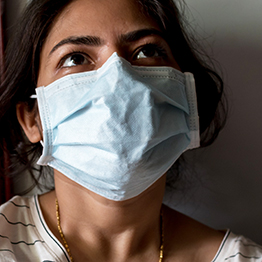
(16, 103, 42, 143)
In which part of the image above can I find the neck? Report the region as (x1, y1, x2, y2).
(52, 170, 166, 262)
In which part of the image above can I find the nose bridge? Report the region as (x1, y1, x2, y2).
(97, 39, 129, 68)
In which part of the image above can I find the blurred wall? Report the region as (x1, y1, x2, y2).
(166, 0, 262, 244)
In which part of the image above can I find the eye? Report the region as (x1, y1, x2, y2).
(134, 44, 166, 60)
(59, 52, 91, 68)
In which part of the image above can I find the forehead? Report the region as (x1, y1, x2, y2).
(44, 0, 160, 50)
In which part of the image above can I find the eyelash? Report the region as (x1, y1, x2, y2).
(57, 42, 168, 69)
(132, 43, 167, 60)
(58, 51, 91, 68)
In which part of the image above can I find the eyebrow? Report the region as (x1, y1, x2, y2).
(48, 28, 165, 57)
(49, 36, 103, 55)
(120, 28, 165, 43)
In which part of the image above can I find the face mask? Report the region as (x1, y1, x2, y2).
(32, 52, 199, 201)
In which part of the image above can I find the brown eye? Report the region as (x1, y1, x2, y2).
(134, 44, 166, 60)
(61, 53, 90, 68)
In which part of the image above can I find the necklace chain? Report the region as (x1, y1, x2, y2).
(56, 198, 164, 262)
(56, 199, 74, 261)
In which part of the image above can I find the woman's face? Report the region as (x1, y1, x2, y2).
(37, 0, 180, 87)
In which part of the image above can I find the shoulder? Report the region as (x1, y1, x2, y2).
(163, 206, 225, 261)
(213, 231, 262, 261)
(163, 206, 262, 262)
(0, 195, 34, 230)
(0, 194, 71, 261)
(0, 195, 33, 211)
(0, 195, 37, 261)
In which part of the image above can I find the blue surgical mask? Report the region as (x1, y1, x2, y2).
(32, 53, 200, 201)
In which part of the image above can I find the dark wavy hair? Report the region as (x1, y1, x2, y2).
(0, 0, 227, 193)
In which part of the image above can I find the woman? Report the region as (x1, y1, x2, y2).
(0, 0, 261, 261)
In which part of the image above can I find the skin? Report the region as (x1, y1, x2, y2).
(16, 0, 224, 261)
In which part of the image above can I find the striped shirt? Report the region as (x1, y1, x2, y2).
(0, 195, 262, 262)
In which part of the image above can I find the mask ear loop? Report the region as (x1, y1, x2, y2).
(30, 94, 37, 99)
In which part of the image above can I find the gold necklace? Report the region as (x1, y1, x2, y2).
(56, 199, 74, 262)
(56, 199, 164, 262)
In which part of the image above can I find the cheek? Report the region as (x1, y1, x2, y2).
(37, 50, 46, 87)
(37, 44, 55, 87)
(37, 64, 53, 87)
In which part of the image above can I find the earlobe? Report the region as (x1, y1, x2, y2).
(16, 103, 42, 143)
